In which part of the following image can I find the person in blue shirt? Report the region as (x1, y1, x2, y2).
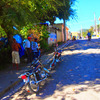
(87, 31, 91, 41)
(31, 38, 40, 59)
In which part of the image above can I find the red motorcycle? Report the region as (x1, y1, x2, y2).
(49, 46, 62, 70)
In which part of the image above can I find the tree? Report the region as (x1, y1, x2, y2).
(58, 0, 76, 42)
(0, 26, 6, 37)
(0, 0, 76, 45)
(0, 0, 61, 45)
(44, 0, 76, 41)
(0, 0, 36, 45)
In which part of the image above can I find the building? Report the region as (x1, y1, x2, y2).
(28, 23, 70, 46)
(53, 23, 69, 42)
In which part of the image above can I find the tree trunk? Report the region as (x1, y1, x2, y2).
(6, 32, 13, 46)
(1, 24, 13, 46)
(63, 18, 66, 42)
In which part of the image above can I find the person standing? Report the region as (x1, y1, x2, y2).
(12, 38, 21, 70)
(31, 38, 40, 59)
(25, 37, 32, 63)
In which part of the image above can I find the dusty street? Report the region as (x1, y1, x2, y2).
(9, 39, 100, 100)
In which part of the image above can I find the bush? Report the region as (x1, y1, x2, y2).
(40, 39, 49, 51)
(0, 45, 12, 70)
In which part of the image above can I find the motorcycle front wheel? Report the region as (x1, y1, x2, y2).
(28, 77, 39, 93)
(50, 59, 56, 70)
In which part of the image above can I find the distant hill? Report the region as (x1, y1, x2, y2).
(79, 29, 88, 33)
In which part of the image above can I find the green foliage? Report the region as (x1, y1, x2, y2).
(40, 39, 49, 51)
(54, 0, 76, 21)
(0, 25, 6, 37)
(39, 25, 50, 39)
(19, 24, 33, 39)
(0, 0, 76, 40)
(0, 0, 76, 33)
(82, 31, 88, 38)
(39, 26, 50, 50)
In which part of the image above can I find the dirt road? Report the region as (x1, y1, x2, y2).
(9, 39, 100, 100)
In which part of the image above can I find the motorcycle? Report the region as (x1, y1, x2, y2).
(19, 58, 51, 93)
(88, 36, 91, 41)
(49, 46, 62, 70)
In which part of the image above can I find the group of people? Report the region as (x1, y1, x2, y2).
(25, 37, 40, 63)
(11, 37, 40, 70)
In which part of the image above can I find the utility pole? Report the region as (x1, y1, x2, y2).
(81, 25, 82, 38)
(94, 13, 97, 36)
(99, 17, 100, 34)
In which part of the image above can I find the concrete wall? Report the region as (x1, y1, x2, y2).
(53, 24, 69, 42)
(57, 31, 62, 42)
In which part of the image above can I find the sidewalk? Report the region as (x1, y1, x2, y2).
(0, 40, 73, 98)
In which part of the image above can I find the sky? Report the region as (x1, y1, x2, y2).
(54, 0, 100, 32)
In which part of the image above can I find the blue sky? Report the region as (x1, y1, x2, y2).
(55, 0, 100, 32)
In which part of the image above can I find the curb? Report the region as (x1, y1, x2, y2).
(0, 79, 22, 98)
(0, 40, 74, 98)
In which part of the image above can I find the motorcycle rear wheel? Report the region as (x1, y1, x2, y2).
(28, 77, 39, 93)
